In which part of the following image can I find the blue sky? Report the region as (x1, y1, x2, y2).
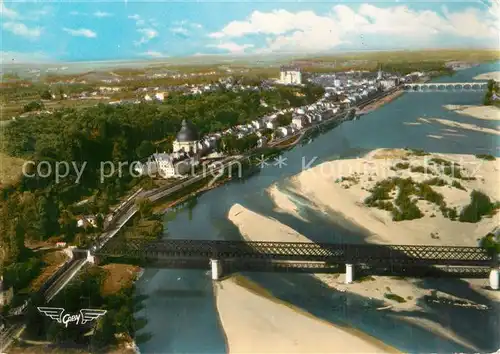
(1, 0, 498, 62)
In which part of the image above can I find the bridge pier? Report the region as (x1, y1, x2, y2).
(490, 269, 499, 290)
(345, 264, 354, 284)
(211, 259, 222, 280)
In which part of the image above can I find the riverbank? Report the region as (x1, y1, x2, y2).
(226, 202, 493, 352)
(474, 71, 500, 81)
(359, 89, 404, 114)
(418, 117, 500, 136)
(444, 104, 500, 121)
(286, 148, 499, 246)
(225, 147, 500, 351)
(215, 275, 396, 353)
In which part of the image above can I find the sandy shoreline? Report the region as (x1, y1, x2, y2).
(474, 71, 500, 81)
(215, 276, 395, 353)
(444, 104, 500, 121)
(221, 147, 500, 352)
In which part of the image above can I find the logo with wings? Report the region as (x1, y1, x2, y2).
(37, 307, 107, 328)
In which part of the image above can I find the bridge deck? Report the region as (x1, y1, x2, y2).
(98, 240, 493, 267)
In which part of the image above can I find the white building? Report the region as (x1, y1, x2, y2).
(172, 120, 201, 154)
(380, 79, 397, 91)
(77, 215, 98, 228)
(155, 92, 167, 101)
(279, 66, 302, 85)
(292, 116, 304, 130)
(135, 120, 205, 179)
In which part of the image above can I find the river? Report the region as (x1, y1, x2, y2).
(135, 61, 500, 353)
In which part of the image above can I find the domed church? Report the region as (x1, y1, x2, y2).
(173, 119, 200, 154)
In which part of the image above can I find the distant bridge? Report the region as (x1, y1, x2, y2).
(403, 82, 488, 92)
(96, 239, 497, 283)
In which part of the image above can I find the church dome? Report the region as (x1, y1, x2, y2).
(176, 119, 198, 142)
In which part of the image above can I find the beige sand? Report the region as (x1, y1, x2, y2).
(427, 134, 443, 139)
(215, 277, 395, 353)
(418, 117, 500, 136)
(285, 148, 499, 246)
(474, 71, 500, 81)
(226, 199, 494, 350)
(444, 104, 500, 121)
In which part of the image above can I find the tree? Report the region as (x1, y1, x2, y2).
(40, 90, 52, 100)
(58, 210, 78, 241)
(23, 100, 44, 113)
(276, 113, 292, 127)
(136, 140, 156, 159)
(480, 232, 500, 258)
(135, 197, 153, 219)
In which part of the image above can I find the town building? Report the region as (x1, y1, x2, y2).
(135, 120, 204, 179)
(279, 66, 302, 85)
(172, 120, 201, 154)
(77, 215, 98, 229)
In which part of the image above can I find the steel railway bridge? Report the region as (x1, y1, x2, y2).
(96, 239, 498, 284)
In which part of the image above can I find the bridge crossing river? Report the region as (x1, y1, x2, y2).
(97, 239, 496, 280)
(403, 81, 489, 91)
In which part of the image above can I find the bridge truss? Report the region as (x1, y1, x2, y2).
(98, 239, 493, 268)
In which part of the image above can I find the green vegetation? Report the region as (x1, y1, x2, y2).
(430, 157, 453, 166)
(395, 162, 410, 169)
(475, 154, 496, 161)
(275, 112, 293, 127)
(410, 165, 427, 173)
(483, 79, 500, 107)
(459, 190, 498, 223)
(451, 180, 466, 191)
(364, 175, 472, 221)
(384, 293, 406, 303)
(23, 100, 44, 113)
(365, 177, 423, 221)
(23, 266, 145, 351)
(479, 232, 500, 257)
(423, 177, 447, 186)
(405, 148, 429, 157)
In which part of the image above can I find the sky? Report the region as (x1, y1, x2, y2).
(1, 0, 499, 63)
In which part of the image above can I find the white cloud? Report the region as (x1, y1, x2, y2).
(135, 28, 158, 45)
(208, 42, 254, 54)
(63, 27, 97, 38)
(171, 27, 189, 35)
(209, 4, 499, 53)
(3, 22, 41, 38)
(70, 11, 79, 16)
(128, 14, 140, 20)
(140, 51, 168, 58)
(1, 0, 18, 19)
(0, 51, 50, 64)
(94, 11, 112, 18)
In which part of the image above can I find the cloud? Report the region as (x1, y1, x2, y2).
(209, 4, 499, 53)
(0, 50, 50, 64)
(27, 8, 52, 20)
(135, 28, 158, 45)
(208, 42, 254, 54)
(140, 51, 168, 58)
(94, 11, 112, 18)
(63, 27, 97, 38)
(3, 22, 41, 38)
(171, 27, 189, 35)
(0, 0, 18, 19)
(128, 14, 140, 20)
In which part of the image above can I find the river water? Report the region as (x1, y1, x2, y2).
(135, 61, 500, 353)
